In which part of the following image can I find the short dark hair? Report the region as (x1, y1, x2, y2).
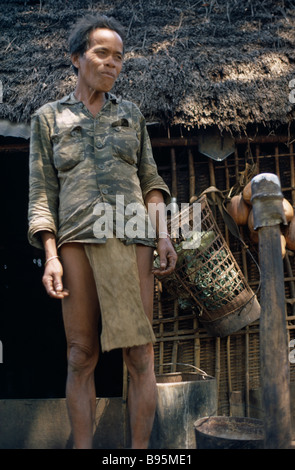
(69, 14, 125, 75)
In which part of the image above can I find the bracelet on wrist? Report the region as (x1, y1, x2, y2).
(44, 255, 60, 266)
(157, 231, 171, 240)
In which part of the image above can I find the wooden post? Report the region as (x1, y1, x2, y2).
(251, 173, 292, 449)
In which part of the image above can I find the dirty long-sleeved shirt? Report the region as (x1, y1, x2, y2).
(28, 92, 170, 250)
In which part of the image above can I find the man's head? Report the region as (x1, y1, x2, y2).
(69, 14, 125, 94)
(69, 14, 125, 76)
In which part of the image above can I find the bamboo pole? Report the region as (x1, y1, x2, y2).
(275, 144, 280, 181)
(122, 361, 129, 448)
(157, 280, 164, 375)
(194, 317, 201, 369)
(171, 300, 179, 373)
(224, 157, 231, 246)
(215, 337, 220, 409)
(168, 127, 178, 200)
(150, 135, 295, 148)
(284, 252, 295, 318)
(245, 327, 250, 417)
(234, 147, 239, 182)
(239, 224, 250, 417)
(207, 157, 221, 411)
(188, 148, 195, 200)
(227, 336, 232, 416)
(290, 143, 295, 206)
(171, 148, 177, 199)
(188, 147, 201, 369)
(255, 144, 260, 173)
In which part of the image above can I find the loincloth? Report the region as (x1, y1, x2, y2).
(84, 237, 156, 352)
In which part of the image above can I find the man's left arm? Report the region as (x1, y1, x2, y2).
(144, 189, 177, 276)
(135, 108, 177, 274)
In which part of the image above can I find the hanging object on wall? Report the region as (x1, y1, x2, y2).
(198, 127, 235, 161)
(0, 119, 30, 140)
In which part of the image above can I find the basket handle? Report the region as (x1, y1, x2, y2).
(195, 186, 242, 242)
(192, 186, 261, 296)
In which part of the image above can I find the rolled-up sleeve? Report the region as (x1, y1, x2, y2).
(28, 110, 59, 250)
(137, 117, 170, 203)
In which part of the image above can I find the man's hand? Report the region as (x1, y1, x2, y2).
(152, 237, 177, 277)
(42, 257, 69, 299)
(144, 189, 177, 276)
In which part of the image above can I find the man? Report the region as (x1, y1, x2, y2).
(28, 14, 177, 449)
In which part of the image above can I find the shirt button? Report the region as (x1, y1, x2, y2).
(102, 188, 108, 195)
(96, 142, 103, 149)
(98, 164, 105, 170)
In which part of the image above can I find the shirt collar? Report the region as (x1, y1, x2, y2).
(59, 92, 120, 105)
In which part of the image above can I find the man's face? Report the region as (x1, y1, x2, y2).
(72, 28, 124, 93)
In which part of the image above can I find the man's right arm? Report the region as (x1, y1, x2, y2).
(41, 231, 69, 299)
(28, 111, 59, 250)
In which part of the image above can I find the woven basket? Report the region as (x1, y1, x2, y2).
(156, 195, 260, 337)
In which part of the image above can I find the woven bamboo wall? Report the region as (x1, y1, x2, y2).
(152, 134, 295, 416)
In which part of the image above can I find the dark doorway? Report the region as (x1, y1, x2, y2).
(0, 137, 123, 399)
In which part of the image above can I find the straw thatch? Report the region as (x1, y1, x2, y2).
(1, 0, 295, 131)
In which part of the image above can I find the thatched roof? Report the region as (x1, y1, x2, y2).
(1, 0, 295, 132)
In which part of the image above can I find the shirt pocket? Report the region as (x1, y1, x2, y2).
(110, 121, 140, 166)
(51, 125, 84, 171)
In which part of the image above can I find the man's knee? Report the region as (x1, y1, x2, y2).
(67, 342, 99, 375)
(124, 343, 154, 377)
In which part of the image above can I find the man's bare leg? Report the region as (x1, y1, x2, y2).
(123, 245, 157, 449)
(123, 343, 157, 449)
(60, 243, 100, 449)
